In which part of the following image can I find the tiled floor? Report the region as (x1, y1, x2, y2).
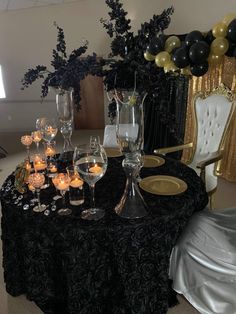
(0, 130, 235, 314)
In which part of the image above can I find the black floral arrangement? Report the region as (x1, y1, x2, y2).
(101, 1, 174, 89)
(21, 22, 103, 110)
(100, 0, 175, 122)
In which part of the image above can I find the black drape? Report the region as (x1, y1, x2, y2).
(144, 75, 189, 159)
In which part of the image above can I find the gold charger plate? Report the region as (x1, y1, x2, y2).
(105, 147, 123, 158)
(139, 175, 187, 195)
(143, 155, 165, 168)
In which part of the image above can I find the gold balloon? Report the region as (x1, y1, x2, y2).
(164, 36, 181, 53)
(208, 53, 223, 64)
(222, 13, 236, 26)
(164, 61, 179, 73)
(144, 51, 156, 61)
(210, 37, 229, 55)
(212, 22, 228, 38)
(181, 66, 191, 76)
(155, 51, 171, 68)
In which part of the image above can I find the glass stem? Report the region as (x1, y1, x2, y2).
(60, 190, 66, 208)
(26, 146, 30, 161)
(36, 188, 41, 208)
(36, 142, 39, 152)
(89, 184, 96, 209)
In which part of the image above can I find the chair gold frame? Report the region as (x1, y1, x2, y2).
(154, 83, 236, 209)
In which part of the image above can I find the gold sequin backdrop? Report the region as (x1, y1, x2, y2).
(182, 56, 236, 182)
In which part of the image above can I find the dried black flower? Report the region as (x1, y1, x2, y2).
(21, 22, 102, 110)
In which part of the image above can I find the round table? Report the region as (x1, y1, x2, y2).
(0, 156, 208, 314)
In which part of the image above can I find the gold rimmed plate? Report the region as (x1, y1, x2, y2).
(139, 175, 187, 196)
(143, 155, 165, 168)
(105, 147, 123, 158)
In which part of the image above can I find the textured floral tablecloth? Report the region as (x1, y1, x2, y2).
(0, 156, 208, 314)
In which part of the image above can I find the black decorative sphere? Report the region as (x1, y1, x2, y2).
(227, 19, 236, 42)
(172, 46, 190, 68)
(185, 30, 204, 47)
(189, 41, 210, 64)
(147, 37, 164, 55)
(190, 61, 209, 77)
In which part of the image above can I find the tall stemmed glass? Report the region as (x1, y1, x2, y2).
(40, 118, 58, 144)
(52, 173, 72, 216)
(21, 135, 33, 162)
(114, 88, 148, 219)
(31, 130, 42, 152)
(28, 173, 47, 212)
(73, 144, 108, 220)
(55, 87, 74, 155)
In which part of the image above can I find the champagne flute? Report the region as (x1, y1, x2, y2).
(73, 144, 107, 220)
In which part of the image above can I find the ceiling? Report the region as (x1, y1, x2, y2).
(0, 0, 80, 11)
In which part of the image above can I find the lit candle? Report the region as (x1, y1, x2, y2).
(34, 160, 47, 171)
(49, 165, 57, 173)
(21, 135, 33, 146)
(25, 161, 32, 171)
(28, 184, 35, 191)
(70, 177, 83, 188)
(46, 126, 57, 136)
(45, 147, 56, 157)
(89, 164, 103, 174)
(56, 180, 70, 191)
(31, 131, 42, 143)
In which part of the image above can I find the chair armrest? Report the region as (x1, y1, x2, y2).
(196, 151, 223, 170)
(154, 142, 193, 155)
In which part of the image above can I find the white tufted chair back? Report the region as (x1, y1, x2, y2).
(189, 86, 235, 193)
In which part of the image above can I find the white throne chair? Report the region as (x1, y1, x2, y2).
(154, 84, 236, 208)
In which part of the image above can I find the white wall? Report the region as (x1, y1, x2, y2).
(0, 0, 236, 131)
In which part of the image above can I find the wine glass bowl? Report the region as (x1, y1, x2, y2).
(73, 144, 107, 220)
(38, 118, 58, 143)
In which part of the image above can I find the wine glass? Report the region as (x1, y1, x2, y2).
(73, 144, 108, 220)
(39, 118, 58, 143)
(52, 173, 72, 216)
(28, 173, 47, 212)
(31, 130, 42, 152)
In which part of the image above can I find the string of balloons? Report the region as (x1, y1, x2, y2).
(144, 13, 236, 77)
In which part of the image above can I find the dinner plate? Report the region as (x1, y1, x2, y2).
(105, 147, 123, 158)
(139, 175, 187, 195)
(143, 155, 165, 168)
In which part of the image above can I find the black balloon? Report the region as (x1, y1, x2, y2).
(225, 41, 236, 57)
(147, 37, 164, 55)
(205, 30, 215, 45)
(190, 61, 209, 77)
(227, 19, 236, 42)
(185, 30, 204, 47)
(189, 41, 210, 64)
(172, 46, 190, 68)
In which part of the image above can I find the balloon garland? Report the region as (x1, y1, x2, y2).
(144, 13, 236, 77)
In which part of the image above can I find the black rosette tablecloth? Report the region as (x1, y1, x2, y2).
(0, 156, 208, 314)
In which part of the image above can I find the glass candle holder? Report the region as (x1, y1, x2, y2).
(52, 173, 72, 216)
(31, 130, 42, 152)
(28, 173, 47, 212)
(21, 135, 33, 161)
(66, 165, 84, 206)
